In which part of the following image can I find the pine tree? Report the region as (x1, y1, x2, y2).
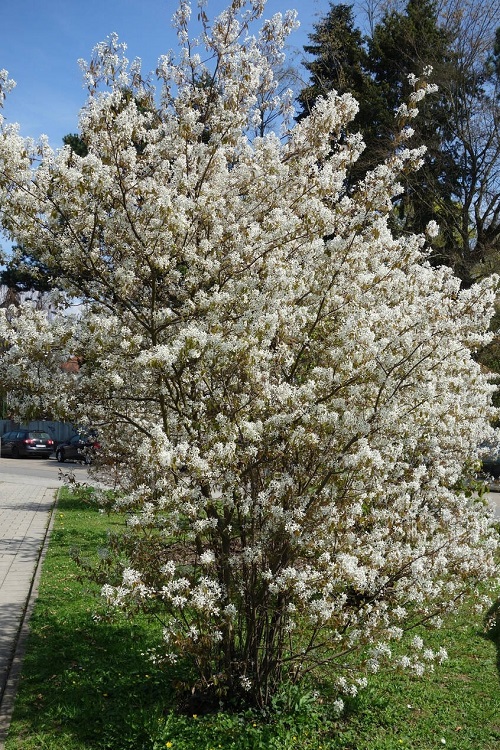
(367, 0, 458, 238)
(297, 3, 383, 184)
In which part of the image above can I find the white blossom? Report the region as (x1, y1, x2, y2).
(426, 219, 440, 238)
(0, 0, 497, 709)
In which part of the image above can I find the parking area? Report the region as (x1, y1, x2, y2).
(0, 456, 90, 485)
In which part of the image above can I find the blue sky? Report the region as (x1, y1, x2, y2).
(0, 0, 325, 147)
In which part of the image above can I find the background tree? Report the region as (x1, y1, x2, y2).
(62, 132, 89, 157)
(299, 0, 500, 285)
(0, 0, 498, 712)
(297, 3, 374, 121)
(296, 3, 382, 184)
(367, 0, 458, 237)
(0, 245, 54, 294)
(435, 1, 500, 284)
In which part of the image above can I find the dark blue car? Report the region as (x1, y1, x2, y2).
(55, 433, 100, 464)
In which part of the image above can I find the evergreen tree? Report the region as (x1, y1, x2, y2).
(62, 133, 88, 157)
(297, 3, 382, 184)
(297, 3, 372, 120)
(0, 246, 54, 294)
(297, 0, 489, 281)
(367, 0, 459, 242)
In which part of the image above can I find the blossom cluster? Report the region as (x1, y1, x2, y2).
(0, 0, 498, 707)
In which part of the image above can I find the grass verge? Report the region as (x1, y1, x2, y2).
(4, 490, 500, 750)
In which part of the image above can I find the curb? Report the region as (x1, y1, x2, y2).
(0, 488, 59, 749)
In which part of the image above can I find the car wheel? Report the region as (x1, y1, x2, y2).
(11, 446, 20, 459)
(56, 449, 65, 463)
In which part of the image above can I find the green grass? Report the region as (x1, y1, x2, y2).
(5, 490, 500, 750)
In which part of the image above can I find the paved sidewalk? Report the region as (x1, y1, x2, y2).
(0, 478, 58, 748)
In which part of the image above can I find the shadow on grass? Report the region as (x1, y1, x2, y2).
(10, 608, 183, 750)
(6, 489, 187, 750)
(10, 610, 323, 750)
(484, 596, 500, 686)
(7, 490, 335, 750)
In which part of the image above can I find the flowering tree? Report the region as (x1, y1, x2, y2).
(0, 0, 498, 710)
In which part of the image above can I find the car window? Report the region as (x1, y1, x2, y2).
(29, 431, 51, 439)
(2, 432, 11, 440)
(71, 435, 81, 444)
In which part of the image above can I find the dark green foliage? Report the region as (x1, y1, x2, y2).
(494, 27, 500, 79)
(297, 1, 500, 287)
(367, 0, 458, 234)
(297, 4, 374, 122)
(296, 3, 382, 185)
(62, 133, 89, 157)
(0, 245, 54, 294)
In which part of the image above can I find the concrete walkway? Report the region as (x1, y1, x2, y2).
(0, 476, 58, 748)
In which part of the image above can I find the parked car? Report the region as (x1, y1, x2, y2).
(1, 429, 55, 458)
(480, 443, 500, 479)
(55, 433, 100, 464)
(476, 432, 500, 492)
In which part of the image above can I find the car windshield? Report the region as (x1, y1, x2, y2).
(29, 431, 51, 439)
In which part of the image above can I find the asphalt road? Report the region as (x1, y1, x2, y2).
(487, 490, 500, 519)
(0, 456, 90, 487)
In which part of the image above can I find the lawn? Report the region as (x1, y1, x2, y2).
(5, 490, 500, 750)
